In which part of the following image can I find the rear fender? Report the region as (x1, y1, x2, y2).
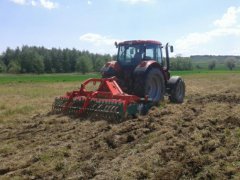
(166, 76, 183, 94)
(134, 60, 167, 81)
(101, 61, 121, 77)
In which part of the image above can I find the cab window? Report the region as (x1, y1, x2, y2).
(145, 48, 154, 59)
(156, 46, 162, 64)
(144, 45, 162, 63)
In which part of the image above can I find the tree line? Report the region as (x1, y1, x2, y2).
(207, 58, 238, 70)
(1, 46, 239, 74)
(170, 56, 192, 71)
(0, 46, 194, 74)
(0, 46, 111, 74)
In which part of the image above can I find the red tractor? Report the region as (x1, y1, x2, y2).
(53, 40, 185, 120)
(101, 40, 185, 105)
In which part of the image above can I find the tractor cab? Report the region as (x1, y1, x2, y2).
(116, 40, 163, 67)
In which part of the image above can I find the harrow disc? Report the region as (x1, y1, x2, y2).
(52, 97, 139, 120)
(52, 97, 69, 113)
(82, 99, 125, 121)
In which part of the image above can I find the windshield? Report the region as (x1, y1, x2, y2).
(117, 44, 162, 65)
(117, 44, 144, 65)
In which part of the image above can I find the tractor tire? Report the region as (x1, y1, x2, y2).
(134, 68, 165, 105)
(169, 78, 185, 103)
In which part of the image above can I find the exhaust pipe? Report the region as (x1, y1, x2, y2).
(165, 43, 174, 71)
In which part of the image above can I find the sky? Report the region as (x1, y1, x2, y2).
(0, 0, 240, 56)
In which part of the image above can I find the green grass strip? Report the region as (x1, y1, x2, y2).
(0, 73, 101, 84)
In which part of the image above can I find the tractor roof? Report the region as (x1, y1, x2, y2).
(118, 40, 162, 46)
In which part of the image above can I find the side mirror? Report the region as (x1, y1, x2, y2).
(114, 41, 118, 48)
(170, 46, 174, 53)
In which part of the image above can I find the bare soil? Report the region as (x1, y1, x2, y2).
(0, 74, 240, 179)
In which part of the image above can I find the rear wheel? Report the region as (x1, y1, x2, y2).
(169, 79, 185, 103)
(134, 68, 165, 105)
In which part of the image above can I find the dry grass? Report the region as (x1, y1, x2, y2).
(0, 73, 240, 179)
(0, 82, 82, 123)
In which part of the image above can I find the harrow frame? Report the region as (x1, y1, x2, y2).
(52, 77, 149, 120)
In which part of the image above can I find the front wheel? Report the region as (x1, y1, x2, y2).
(169, 79, 185, 103)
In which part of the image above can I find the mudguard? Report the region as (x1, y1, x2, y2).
(133, 60, 167, 80)
(166, 76, 183, 93)
(101, 61, 121, 77)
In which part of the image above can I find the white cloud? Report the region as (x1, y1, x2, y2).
(176, 32, 211, 51)
(80, 33, 120, 46)
(39, 0, 58, 9)
(87, 0, 92, 5)
(79, 33, 122, 54)
(231, 47, 240, 55)
(176, 28, 240, 51)
(10, 0, 27, 5)
(175, 6, 240, 56)
(10, 0, 58, 9)
(120, 0, 154, 4)
(31, 0, 37, 6)
(214, 7, 240, 28)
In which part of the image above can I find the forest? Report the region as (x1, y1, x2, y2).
(0, 46, 200, 74)
(0, 46, 111, 74)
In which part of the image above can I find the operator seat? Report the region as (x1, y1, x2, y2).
(133, 51, 142, 62)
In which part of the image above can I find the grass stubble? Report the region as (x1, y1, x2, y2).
(0, 73, 240, 179)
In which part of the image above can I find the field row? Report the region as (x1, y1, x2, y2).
(1, 70, 240, 84)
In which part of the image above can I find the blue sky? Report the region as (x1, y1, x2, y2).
(1, 0, 240, 56)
